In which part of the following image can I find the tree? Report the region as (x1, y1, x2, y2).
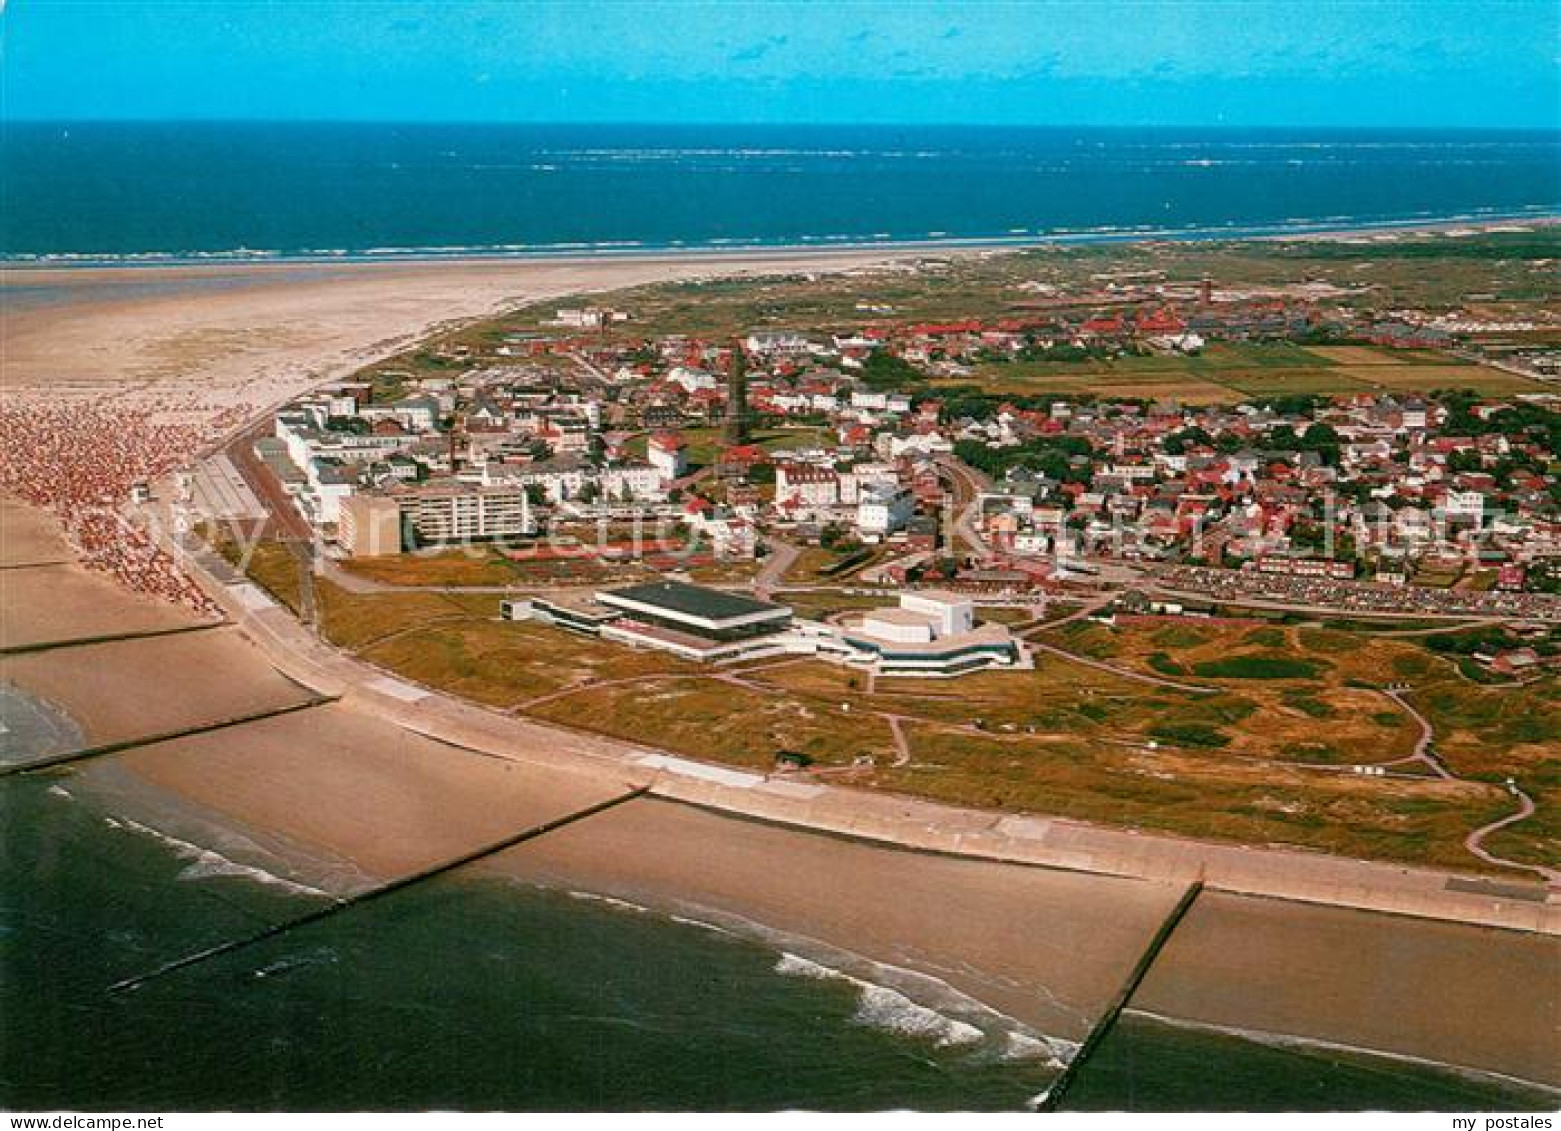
(859, 351, 925, 392)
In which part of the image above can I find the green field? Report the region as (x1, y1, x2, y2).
(961, 342, 1544, 403)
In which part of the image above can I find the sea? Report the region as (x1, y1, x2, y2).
(1, 123, 1558, 262)
(2, 699, 1555, 1111)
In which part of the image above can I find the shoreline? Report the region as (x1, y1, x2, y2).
(165, 512, 1560, 937)
(32, 754, 1560, 1101)
(3, 209, 1557, 275)
(1119, 1009, 1561, 1102)
(3, 228, 1558, 1095)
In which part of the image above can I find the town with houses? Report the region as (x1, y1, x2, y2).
(10, 231, 1561, 1006)
(250, 245, 1561, 687)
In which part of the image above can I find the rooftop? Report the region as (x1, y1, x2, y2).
(600, 580, 789, 624)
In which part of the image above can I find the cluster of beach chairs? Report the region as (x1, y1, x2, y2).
(0, 398, 254, 616)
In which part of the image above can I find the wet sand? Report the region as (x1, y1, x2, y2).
(1132, 891, 1561, 1089)
(1, 251, 923, 419)
(482, 796, 1185, 1044)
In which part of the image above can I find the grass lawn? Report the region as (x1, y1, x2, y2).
(1346, 364, 1542, 395)
(218, 526, 1550, 876)
(783, 545, 862, 583)
(963, 344, 1537, 403)
(338, 548, 522, 587)
(359, 619, 697, 707)
(1191, 654, 1327, 680)
(528, 676, 895, 769)
(781, 590, 892, 620)
(1219, 369, 1371, 397)
(886, 728, 1510, 870)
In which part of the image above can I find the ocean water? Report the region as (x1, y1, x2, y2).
(2, 123, 1557, 262)
(3, 764, 1554, 1112)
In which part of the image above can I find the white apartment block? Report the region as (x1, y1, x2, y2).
(396, 483, 535, 544)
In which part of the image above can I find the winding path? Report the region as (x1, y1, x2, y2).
(1025, 638, 1219, 696)
(1381, 686, 1557, 884)
(1466, 788, 1561, 885)
(1378, 688, 1453, 780)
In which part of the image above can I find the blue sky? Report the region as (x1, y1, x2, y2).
(3, 1, 1557, 126)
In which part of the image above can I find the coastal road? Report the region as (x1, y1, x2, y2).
(224, 421, 313, 543)
(753, 536, 801, 601)
(934, 454, 993, 558)
(1146, 580, 1560, 627)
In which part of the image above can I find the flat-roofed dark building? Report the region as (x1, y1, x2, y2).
(597, 580, 792, 643)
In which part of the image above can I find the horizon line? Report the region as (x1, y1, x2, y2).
(3, 117, 1559, 133)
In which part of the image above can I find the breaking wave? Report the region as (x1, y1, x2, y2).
(555, 883, 1073, 1065)
(6, 205, 1555, 268)
(117, 817, 329, 898)
(774, 951, 982, 1048)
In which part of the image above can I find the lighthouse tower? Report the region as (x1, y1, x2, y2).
(723, 339, 750, 445)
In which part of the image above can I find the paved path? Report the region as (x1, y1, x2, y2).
(1375, 618, 1502, 638)
(753, 536, 800, 601)
(1382, 686, 1558, 881)
(1379, 688, 1453, 779)
(1466, 787, 1561, 885)
(885, 714, 911, 768)
(1026, 638, 1218, 696)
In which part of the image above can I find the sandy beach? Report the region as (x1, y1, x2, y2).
(1, 249, 926, 414)
(1133, 891, 1561, 1088)
(3, 247, 1558, 1095)
(0, 627, 314, 748)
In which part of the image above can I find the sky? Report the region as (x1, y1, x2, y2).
(2, 0, 1557, 127)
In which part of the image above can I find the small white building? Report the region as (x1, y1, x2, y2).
(1444, 490, 1485, 522)
(837, 591, 1025, 677)
(648, 432, 689, 484)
